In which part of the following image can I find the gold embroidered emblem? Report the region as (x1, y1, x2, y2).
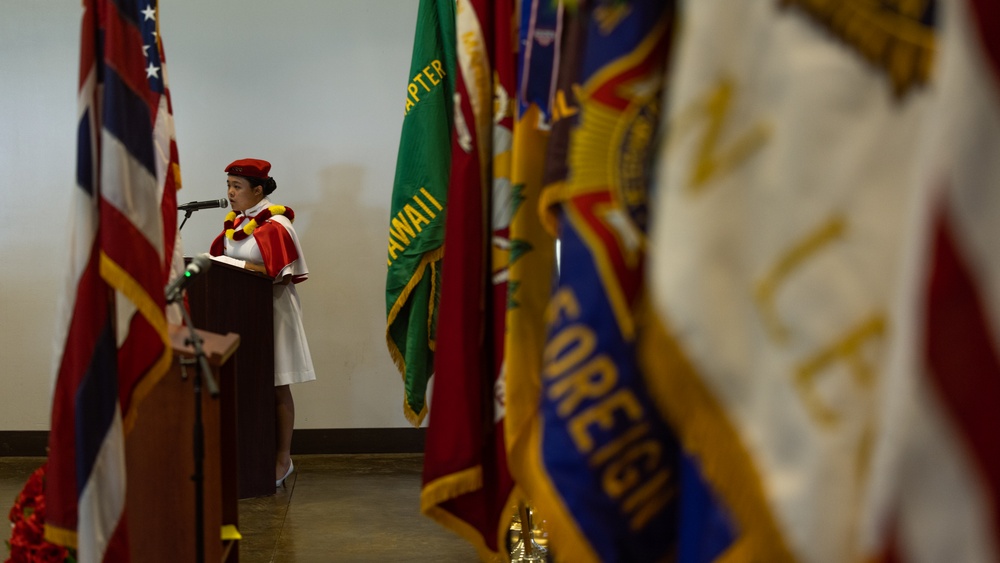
(781, 0, 936, 97)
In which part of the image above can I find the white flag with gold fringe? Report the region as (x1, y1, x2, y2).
(646, 1, 936, 560)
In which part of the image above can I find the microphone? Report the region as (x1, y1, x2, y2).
(165, 253, 212, 303)
(178, 199, 227, 212)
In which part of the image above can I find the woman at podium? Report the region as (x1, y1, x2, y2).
(210, 158, 315, 487)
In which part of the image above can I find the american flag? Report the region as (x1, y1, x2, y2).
(45, 0, 182, 559)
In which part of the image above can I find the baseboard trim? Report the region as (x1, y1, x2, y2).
(0, 428, 426, 457)
(291, 428, 426, 454)
(0, 431, 48, 457)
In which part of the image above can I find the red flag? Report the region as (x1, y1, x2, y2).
(421, 0, 517, 558)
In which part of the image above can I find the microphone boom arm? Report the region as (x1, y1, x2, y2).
(177, 199, 227, 230)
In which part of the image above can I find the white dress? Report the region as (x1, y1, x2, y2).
(214, 198, 316, 386)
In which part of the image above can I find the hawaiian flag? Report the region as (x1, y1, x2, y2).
(45, 0, 181, 559)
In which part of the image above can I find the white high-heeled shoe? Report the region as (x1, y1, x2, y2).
(276, 460, 294, 488)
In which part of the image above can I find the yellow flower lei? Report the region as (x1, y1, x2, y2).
(224, 205, 295, 241)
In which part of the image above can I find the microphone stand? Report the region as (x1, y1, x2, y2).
(168, 294, 219, 563)
(178, 201, 227, 230)
(179, 209, 196, 231)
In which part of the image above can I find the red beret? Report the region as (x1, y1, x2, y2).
(225, 158, 271, 179)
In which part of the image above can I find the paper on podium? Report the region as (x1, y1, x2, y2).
(210, 254, 246, 269)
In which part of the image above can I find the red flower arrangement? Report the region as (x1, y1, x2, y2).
(5, 463, 75, 563)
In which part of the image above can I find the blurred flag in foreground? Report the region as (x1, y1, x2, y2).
(386, 0, 456, 426)
(526, 1, 703, 560)
(859, 0, 1000, 559)
(46, 0, 182, 559)
(503, 0, 559, 512)
(647, 0, 940, 560)
(501, 0, 560, 557)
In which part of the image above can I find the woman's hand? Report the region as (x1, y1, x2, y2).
(243, 261, 268, 275)
(243, 262, 290, 284)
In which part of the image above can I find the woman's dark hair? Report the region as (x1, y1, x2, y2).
(236, 175, 278, 196)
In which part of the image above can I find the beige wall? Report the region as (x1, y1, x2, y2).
(0, 1, 419, 429)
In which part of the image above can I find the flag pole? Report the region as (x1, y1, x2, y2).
(518, 502, 535, 559)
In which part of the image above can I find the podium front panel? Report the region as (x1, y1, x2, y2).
(125, 345, 228, 563)
(187, 258, 276, 499)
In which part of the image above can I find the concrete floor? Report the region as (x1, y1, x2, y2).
(1, 454, 481, 562)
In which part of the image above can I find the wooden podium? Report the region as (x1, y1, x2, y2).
(186, 257, 277, 499)
(126, 325, 239, 563)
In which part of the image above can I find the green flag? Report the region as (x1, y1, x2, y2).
(386, 0, 455, 427)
